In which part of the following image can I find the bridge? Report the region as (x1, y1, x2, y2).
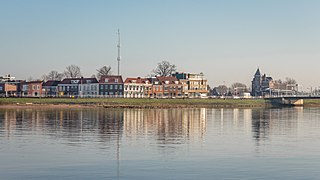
(264, 96, 320, 106)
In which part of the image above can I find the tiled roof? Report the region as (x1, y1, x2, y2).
(124, 77, 150, 84)
(156, 76, 180, 84)
(99, 75, 123, 84)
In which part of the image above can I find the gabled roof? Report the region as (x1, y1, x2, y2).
(124, 77, 150, 84)
(156, 76, 180, 85)
(43, 80, 60, 87)
(99, 75, 123, 84)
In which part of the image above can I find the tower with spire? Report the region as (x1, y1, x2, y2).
(251, 68, 262, 96)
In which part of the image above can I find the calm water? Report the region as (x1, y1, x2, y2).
(1, 107, 320, 179)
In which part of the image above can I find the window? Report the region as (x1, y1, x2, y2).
(110, 85, 113, 90)
(119, 85, 123, 90)
(105, 79, 109, 83)
(105, 85, 108, 89)
(71, 80, 79, 84)
(37, 85, 40, 90)
(115, 85, 118, 89)
(100, 85, 103, 90)
(32, 85, 35, 90)
(115, 79, 118, 83)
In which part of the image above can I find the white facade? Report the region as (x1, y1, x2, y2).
(124, 83, 145, 98)
(79, 83, 99, 97)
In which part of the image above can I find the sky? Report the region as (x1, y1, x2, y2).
(0, 0, 320, 90)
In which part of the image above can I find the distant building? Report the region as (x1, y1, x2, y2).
(79, 78, 99, 97)
(0, 74, 15, 82)
(251, 68, 274, 96)
(124, 77, 151, 98)
(156, 76, 183, 98)
(58, 77, 98, 97)
(21, 81, 43, 97)
(173, 72, 208, 98)
(149, 77, 163, 98)
(99, 75, 124, 97)
(43, 80, 60, 97)
(0, 83, 17, 97)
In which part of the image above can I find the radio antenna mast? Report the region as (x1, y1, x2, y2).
(117, 29, 121, 75)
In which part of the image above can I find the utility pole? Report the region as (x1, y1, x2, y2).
(117, 29, 121, 76)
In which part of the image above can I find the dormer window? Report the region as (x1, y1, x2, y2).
(115, 79, 118, 83)
(165, 81, 169, 84)
(105, 79, 109, 83)
(71, 80, 79, 84)
(86, 80, 92, 83)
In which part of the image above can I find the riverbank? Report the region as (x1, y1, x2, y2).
(0, 98, 268, 108)
(0, 98, 319, 108)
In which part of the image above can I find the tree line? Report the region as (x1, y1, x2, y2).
(36, 60, 176, 81)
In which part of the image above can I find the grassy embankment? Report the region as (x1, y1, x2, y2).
(0, 98, 269, 108)
(1, 98, 319, 108)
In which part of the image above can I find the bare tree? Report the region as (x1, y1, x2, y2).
(231, 82, 247, 95)
(96, 66, 112, 79)
(152, 60, 176, 77)
(45, 70, 64, 81)
(213, 85, 229, 96)
(64, 65, 81, 78)
(41, 74, 48, 82)
(285, 77, 297, 85)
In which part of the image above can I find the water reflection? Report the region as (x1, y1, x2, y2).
(123, 108, 207, 143)
(0, 107, 307, 148)
(251, 107, 303, 146)
(2, 107, 320, 179)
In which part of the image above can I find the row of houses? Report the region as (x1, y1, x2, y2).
(0, 72, 209, 98)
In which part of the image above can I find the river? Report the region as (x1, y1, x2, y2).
(0, 107, 320, 179)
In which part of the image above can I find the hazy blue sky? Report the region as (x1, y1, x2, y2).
(0, 0, 319, 89)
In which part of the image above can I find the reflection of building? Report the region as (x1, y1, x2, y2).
(123, 108, 207, 142)
(251, 108, 300, 147)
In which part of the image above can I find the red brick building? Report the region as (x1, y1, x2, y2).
(21, 81, 43, 97)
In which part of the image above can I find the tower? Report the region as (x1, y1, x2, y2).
(252, 68, 262, 96)
(117, 29, 121, 76)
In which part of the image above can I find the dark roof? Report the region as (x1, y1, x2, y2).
(59, 78, 98, 85)
(43, 80, 60, 87)
(99, 75, 123, 84)
(255, 68, 261, 76)
(124, 77, 150, 84)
